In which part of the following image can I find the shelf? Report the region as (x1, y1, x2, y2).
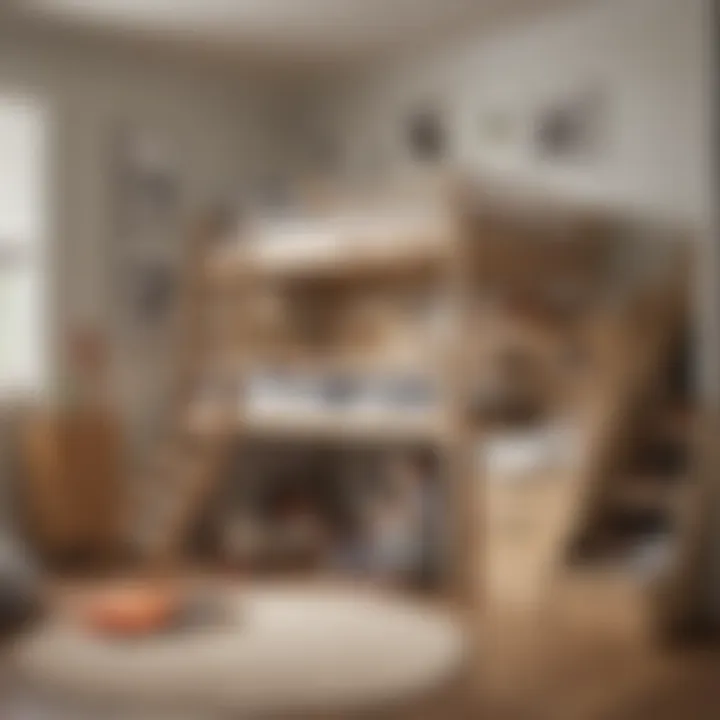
(186, 403, 448, 444)
(611, 475, 688, 515)
(241, 356, 443, 378)
(206, 233, 452, 282)
(244, 411, 446, 443)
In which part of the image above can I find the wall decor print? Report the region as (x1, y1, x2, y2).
(113, 126, 179, 241)
(406, 106, 446, 162)
(534, 88, 605, 162)
(111, 125, 181, 336)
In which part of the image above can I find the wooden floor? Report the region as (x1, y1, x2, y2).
(11, 575, 720, 720)
(385, 621, 720, 720)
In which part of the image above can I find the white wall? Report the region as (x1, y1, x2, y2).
(308, 0, 710, 226)
(0, 24, 279, 450)
(0, 0, 710, 444)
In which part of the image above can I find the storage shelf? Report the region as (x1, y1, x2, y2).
(206, 234, 452, 282)
(241, 356, 443, 377)
(611, 474, 690, 515)
(186, 404, 448, 444)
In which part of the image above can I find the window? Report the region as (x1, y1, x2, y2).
(0, 95, 48, 399)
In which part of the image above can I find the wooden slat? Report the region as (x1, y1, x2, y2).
(206, 232, 451, 283)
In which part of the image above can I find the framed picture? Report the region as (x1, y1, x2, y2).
(112, 126, 179, 240)
(534, 88, 605, 162)
(111, 125, 181, 337)
(406, 105, 446, 163)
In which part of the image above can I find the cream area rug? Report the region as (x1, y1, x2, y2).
(9, 584, 466, 718)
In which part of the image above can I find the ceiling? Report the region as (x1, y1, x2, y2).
(8, 0, 573, 66)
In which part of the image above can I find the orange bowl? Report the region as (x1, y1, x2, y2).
(81, 584, 180, 637)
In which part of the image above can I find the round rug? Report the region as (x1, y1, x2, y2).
(11, 585, 466, 716)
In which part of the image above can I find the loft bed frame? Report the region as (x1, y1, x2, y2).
(125, 175, 700, 642)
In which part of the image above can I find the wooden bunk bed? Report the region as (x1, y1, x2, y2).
(124, 177, 700, 642)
